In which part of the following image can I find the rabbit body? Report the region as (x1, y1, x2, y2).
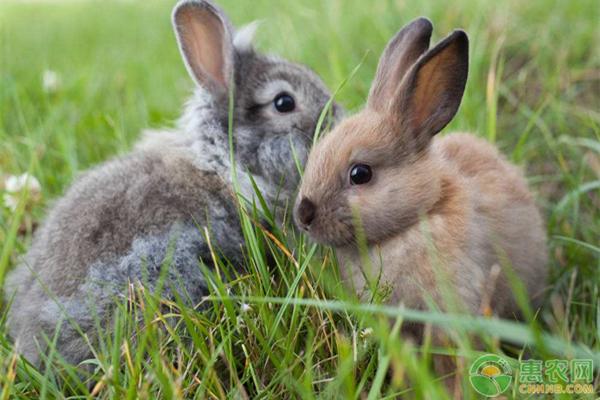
(5, 0, 339, 366)
(335, 132, 547, 317)
(295, 18, 547, 325)
(6, 141, 238, 365)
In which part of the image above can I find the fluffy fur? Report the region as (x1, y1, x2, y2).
(295, 18, 547, 324)
(5, 0, 340, 366)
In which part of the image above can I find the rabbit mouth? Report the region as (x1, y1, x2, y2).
(302, 213, 356, 247)
(256, 134, 309, 180)
(288, 123, 313, 143)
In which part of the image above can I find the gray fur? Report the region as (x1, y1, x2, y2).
(5, 0, 340, 367)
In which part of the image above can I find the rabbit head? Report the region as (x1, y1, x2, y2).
(294, 18, 468, 246)
(172, 0, 342, 206)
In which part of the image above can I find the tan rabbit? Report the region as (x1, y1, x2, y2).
(294, 18, 547, 335)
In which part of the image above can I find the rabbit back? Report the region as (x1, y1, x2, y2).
(5, 148, 241, 365)
(14, 148, 238, 295)
(435, 133, 548, 313)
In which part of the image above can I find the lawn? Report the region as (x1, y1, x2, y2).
(0, 0, 598, 398)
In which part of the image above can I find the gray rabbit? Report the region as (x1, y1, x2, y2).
(4, 0, 341, 367)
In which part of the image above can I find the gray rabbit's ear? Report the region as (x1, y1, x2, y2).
(367, 17, 433, 113)
(172, 0, 235, 96)
(233, 21, 260, 51)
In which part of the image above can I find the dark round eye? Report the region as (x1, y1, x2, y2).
(350, 164, 372, 185)
(273, 92, 295, 113)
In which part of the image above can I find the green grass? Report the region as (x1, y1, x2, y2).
(0, 0, 598, 398)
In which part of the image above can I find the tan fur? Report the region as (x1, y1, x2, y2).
(333, 134, 548, 316)
(295, 18, 548, 363)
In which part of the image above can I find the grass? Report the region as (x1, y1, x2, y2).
(0, 0, 598, 398)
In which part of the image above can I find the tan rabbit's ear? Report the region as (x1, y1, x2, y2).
(172, 0, 235, 96)
(391, 30, 469, 148)
(367, 17, 433, 112)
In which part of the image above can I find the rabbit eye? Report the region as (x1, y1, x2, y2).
(350, 164, 372, 185)
(273, 92, 295, 113)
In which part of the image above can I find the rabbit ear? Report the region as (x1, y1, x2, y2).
(172, 0, 235, 96)
(233, 21, 260, 51)
(389, 30, 469, 148)
(367, 18, 433, 112)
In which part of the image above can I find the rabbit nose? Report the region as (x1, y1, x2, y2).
(296, 197, 316, 227)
